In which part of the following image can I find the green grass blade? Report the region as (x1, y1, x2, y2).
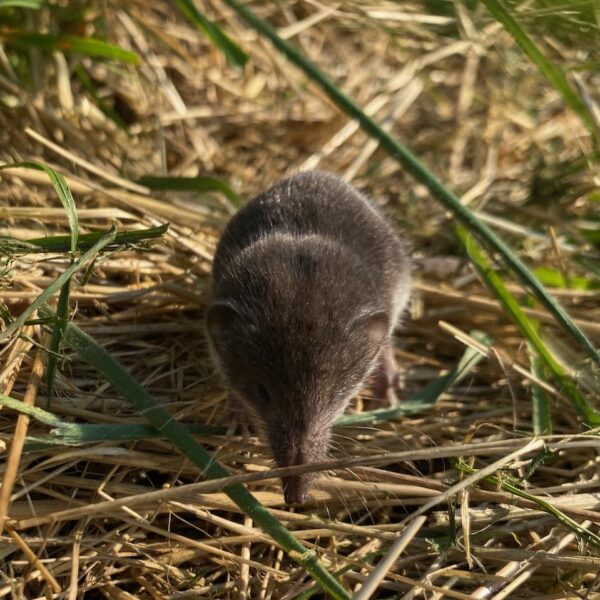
(222, 0, 600, 369)
(139, 175, 241, 208)
(7, 164, 80, 392)
(38, 304, 349, 600)
(21, 437, 73, 453)
(533, 266, 597, 290)
(0, 394, 64, 426)
(297, 565, 356, 600)
(0, 162, 79, 253)
(0, 397, 226, 450)
(51, 422, 226, 444)
(60, 35, 139, 64)
(0, 226, 116, 342)
(335, 332, 489, 427)
(2, 224, 168, 254)
(456, 226, 600, 427)
(4, 33, 139, 64)
(480, 0, 599, 141)
(24, 424, 226, 453)
(174, 0, 248, 68)
(0, 237, 39, 253)
(45, 275, 71, 399)
(2, 32, 57, 51)
(529, 348, 552, 436)
(0, 0, 42, 7)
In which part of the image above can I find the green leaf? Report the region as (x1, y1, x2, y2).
(222, 0, 600, 369)
(4, 33, 139, 64)
(0, 393, 64, 427)
(1, 162, 81, 386)
(480, 0, 599, 142)
(0, 226, 116, 343)
(0, 237, 39, 254)
(139, 175, 241, 208)
(529, 347, 552, 436)
(1, 224, 168, 254)
(0, 397, 225, 451)
(2, 32, 55, 51)
(174, 0, 248, 68)
(0, 162, 78, 253)
(39, 305, 349, 600)
(533, 266, 597, 290)
(45, 276, 71, 399)
(0, 0, 42, 7)
(27, 423, 227, 451)
(56, 422, 226, 444)
(61, 35, 139, 64)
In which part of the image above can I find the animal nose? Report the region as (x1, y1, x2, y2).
(282, 475, 309, 505)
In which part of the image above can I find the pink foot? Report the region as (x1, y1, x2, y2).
(371, 343, 402, 407)
(224, 393, 253, 442)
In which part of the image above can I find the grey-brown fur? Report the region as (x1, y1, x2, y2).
(207, 171, 411, 504)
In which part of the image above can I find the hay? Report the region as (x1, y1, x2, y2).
(1, 1, 599, 597)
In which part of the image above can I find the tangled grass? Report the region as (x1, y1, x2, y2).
(0, 1, 599, 598)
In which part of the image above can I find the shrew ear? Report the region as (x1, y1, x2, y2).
(350, 310, 390, 349)
(206, 301, 240, 343)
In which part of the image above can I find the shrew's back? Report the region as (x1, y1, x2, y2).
(212, 171, 408, 310)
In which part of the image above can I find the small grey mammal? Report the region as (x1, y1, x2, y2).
(206, 170, 411, 504)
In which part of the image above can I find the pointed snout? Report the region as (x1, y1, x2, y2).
(282, 474, 310, 505)
(268, 423, 331, 505)
(279, 447, 312, 505)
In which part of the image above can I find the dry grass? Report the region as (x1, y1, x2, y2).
(1, 1, 600, 598)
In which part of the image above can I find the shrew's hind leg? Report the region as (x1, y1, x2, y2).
(371, 342, 402, 407)
(223, 392, 253, 441)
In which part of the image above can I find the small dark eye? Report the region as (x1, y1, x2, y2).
(255, 384, 270, 404)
